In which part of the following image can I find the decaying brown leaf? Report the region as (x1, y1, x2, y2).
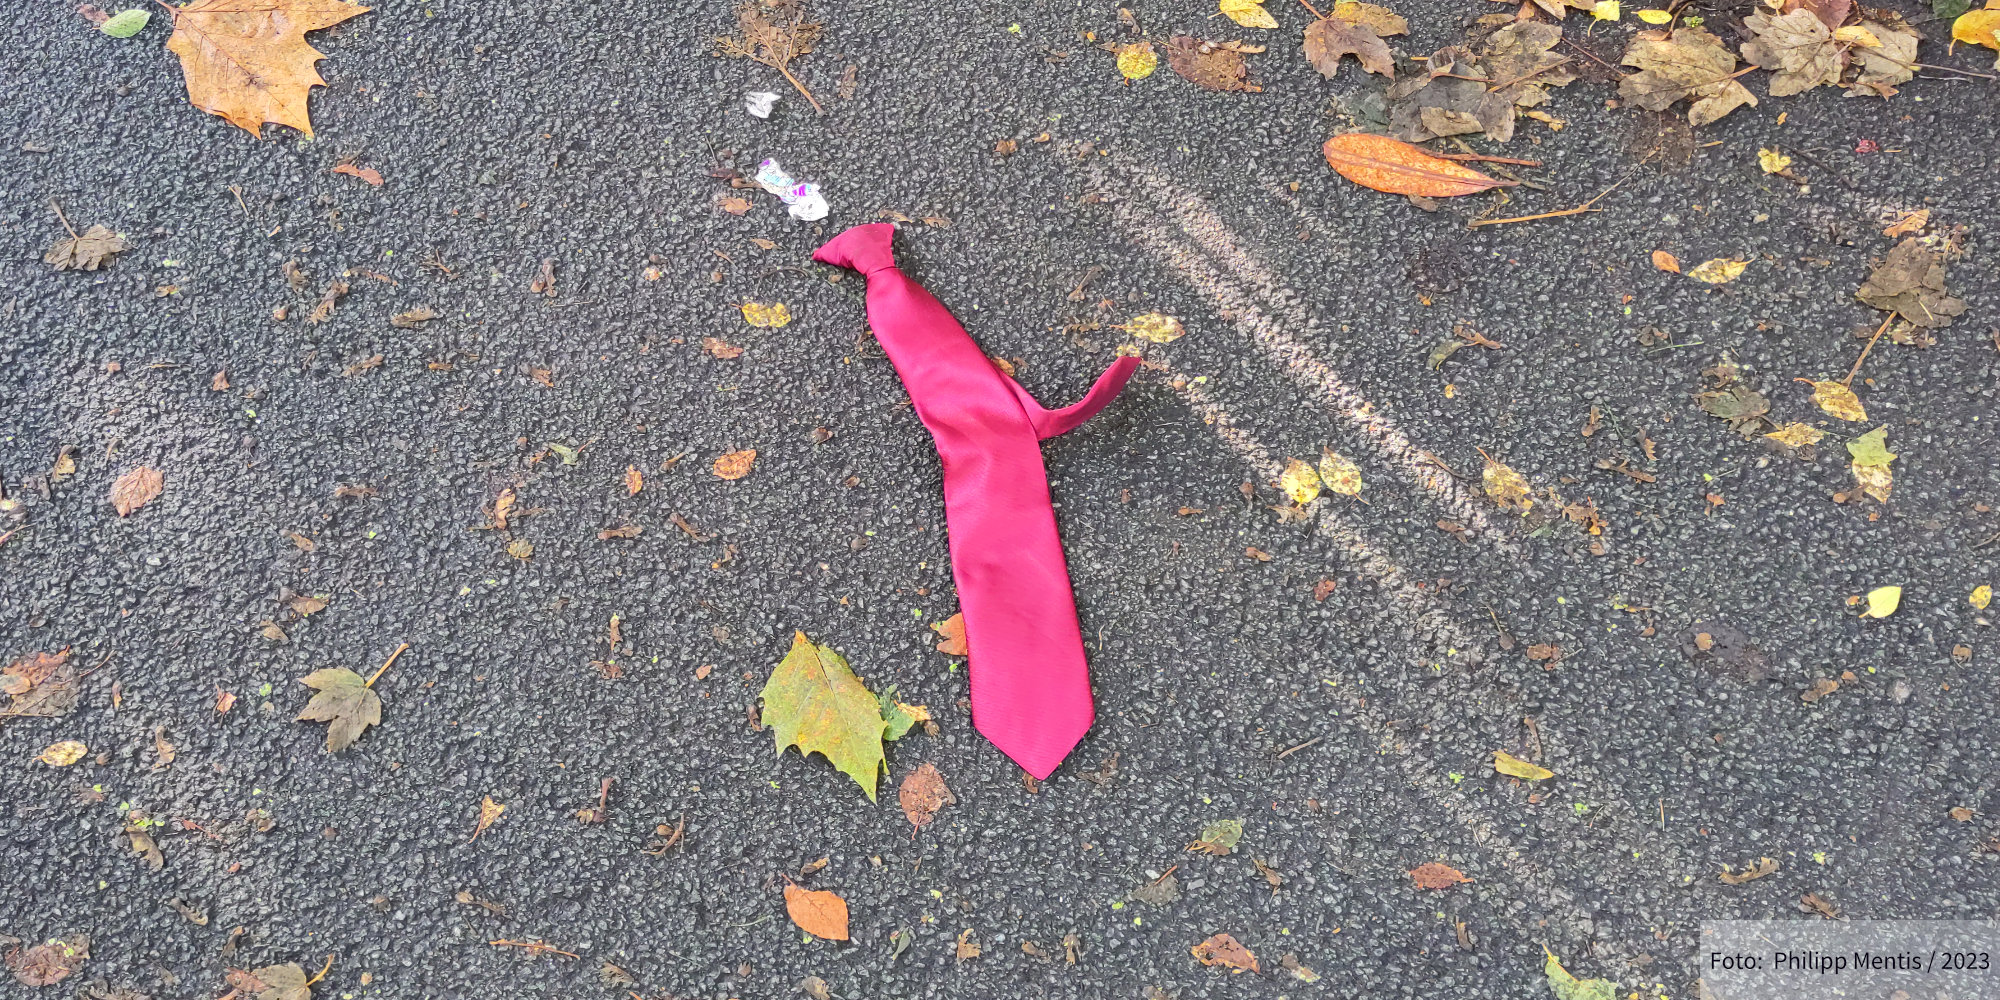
(1741, 9, 1845, 96)
(1164, 36, 1264, 92)
(1720, 857, 1780, 884)
(1190, 932, 1259, 973)
(1409, 861, 1473, 889)
(624, 465, 644, 496)
(390, 306, 436, 328)
(1857, 238, 1966, 328)
(955, 928, 981, 962)
(110, 466, 164, 516)
(931, 613, 968, 656)
(1844, 15, 1919, 97)
(1322, 133, 1512, 197)
(1618, 27, 1758, 126)
(784, 883, 849, 940)
(703, 337, 744, 359)
(1695, 385, 1771, 436)
(1388, 23, 1573, 143)
(331, 162, 384, 186)
(6, 933, 89, 986)
(712, 449, 757, 480)
(898, 762, 955, 830)
(717, 0, 824, 113)
(1304, 18, 1394, 79)
(164, 0, 372, 138)
(45, 224, 129, 271)
(1651, 250, 1680, 273)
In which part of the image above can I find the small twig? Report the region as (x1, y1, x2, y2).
(1844, 313, 1895, 387)
(1437, 152, 1544, 166)
(1904, 61, 1999, 81)
(489, 939, 580, 959)
(305, 956, 334, 986)
(1295, 0, 1327, 18)
(1276, 735, 1323, 759)
(366, 642, 408, 687)
(1643, 338, 1705, 355)
(228, 185, 252, 218)
(1524, 716, 1544, 761)
(48, 199, 78, 239)
(1467, 184, 1619, 229)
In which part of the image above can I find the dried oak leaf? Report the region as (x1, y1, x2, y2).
(1322, 133, 1510, 197)
(1741, 9, 1845, 96)
(930, 613, 968, 656)
(45, 224, 129, 271)
(761, 632, 896, 800)
(1409, 861, 1473, 889)
(1304, 18, 1395, 79)
(165, 0, 372, 138)
(1190, 932, 1259, 973)
(1618, 27, 1758, 126)
(1857, 238, 1966, 328)
(110, 466, 164, 516)
(898, 762, 955, 829)
(7, 934, 89, 986)
(1164, 36, 1263, 92)
(1845, 17, 1920, 97)
(783, 883, 849, 940)
(295, 667, 381, 751)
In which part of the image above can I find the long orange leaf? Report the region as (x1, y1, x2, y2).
(1322, 133, 1515, 197)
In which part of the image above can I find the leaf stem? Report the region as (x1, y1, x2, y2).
(1844, 312, 1895, 387)
(366, 642, 408, 687)
(306, 955, 334, 986)
(768, 59, 824, 113)
(1296, 0, 1327, 18)
(48, 199, 78, 239)
(1466, 183, 1619, 228)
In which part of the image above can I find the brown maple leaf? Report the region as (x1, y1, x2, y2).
(164, 0, 373, 138)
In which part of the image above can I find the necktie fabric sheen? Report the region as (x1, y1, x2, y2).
(813, 223, 1139, 780)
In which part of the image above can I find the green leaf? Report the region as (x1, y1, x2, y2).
(760, 632, 892, 800)
(546, 442, 580, 465)
(1191, 818, 1244, 855)
(1934, 0, 1972, 17)
(878, 686, 918, 741)
(295, 668, 381, 752)
(1846, 425, 1896, 467)
(1544, 950, 1617, 1000)
(101, 9, 152, 37)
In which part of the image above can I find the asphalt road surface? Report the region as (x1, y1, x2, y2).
(3, 1, 1998, 998)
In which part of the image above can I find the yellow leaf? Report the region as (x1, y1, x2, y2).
(1833, 24, 1881, 46)
(1971, 584, 1992, 610)
(39, 740, 88, 766)
(1592, 0, 1621, 20)
(1220, 0, 1280, 29)
(741, 302, 792, 328)
(471, 795, 505, 840)
(1952, 6, 2000, 67)
(1493, 750, 1553, 780)
(164, 0, 373, 138)
(760, 632, 895, 800)
(1116, 41, 1158, 79)
(1318, 447, 1364, 496)
(1478, 449, 1533, 513)
(1861, 586, 1901, 619)
(1851, 462, 1893, 503)
(784, 883, 851, 940)
(1636, 8, 1673, 23)
(1280, 458, 1321, 505)
(1757, 148, 1792, 174)
(1525, 109, 1566, 130)
(1763, 422, 1825, 449)
(1803, 380, 1867, 422)
(1124, 312, 1185, 343)
(1687, 258, 1748, 284)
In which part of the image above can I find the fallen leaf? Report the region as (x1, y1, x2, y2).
(1280, 459, 1321, 505)
(718, 194, 753, 215)
(100, 9, 151, 36)
(1526, 643, 1562, 661)
(1636, 8, 1672, 23)
(285, 593, 328, 618)
(39, 740, 88, 766)
(1114, 41, 1158, 80)
(123, 812, 163, 870)
(1950, 806, 1975, 822)
(1860, 584, 1901, 618)
(1219, 0, 1279, 29)
(748, 237, 780, 251)
(390, 306, 436, 328)
(1478, 450, 1532, 513)
(1758, 148, 1794, 175)
(702, 337, 744, 359)
(45, 224, 129, 271)
(1318, 447, 1363, 496)
(1696, 385, 1771, 436)
(741, 302, 792, 328)
(468, 795, 505, 841)
(306, 279, 347, 324)
(1803, 379, 1867, 422)
(237, 963, 312, 1000)
(1764, 422, 1826, 449)
(1409, 861, 1472, 889)
(1386, 22, 1571, 143)
(899, 762, 955, 829)
(296, 667, 381, 751)
(529, 258, 557, 296)
(1281, 952, 1322, 982)
(7, 934, 89, 986)
(1847, 425, 1896, 468)
(712, 449, 757, 480)
(1544, 949, 1618, 1000)
(954, 928, 981, 962)
(1190, 932, 1259, 973)
(1190, 818, 1244, 856)
(1164, 36, 1263, 92)
(1784, 0, 1852, 31)
(716, 0, 824, 112)
(1800, 892, 1841, 918)
(1956, 2, 2000, 69)
(1881, 208, 1929, 237)
(110, 466, 164, 516)
(1494, 750, 1553, 780)
(1742, 9, 1845, 96)
(1971, 584, 1991, 610)
(165, 0, 371, 137)
(1651, 250, 1681, 273)
(931, 613, 968, 656)
(152, 725, 176, 770)
(216, 689, 238, 713)
(331, 162, 384, 186)
(1131, 871, 1182, 906)
(1845, 16, 1920, 96)
(761, 632, 898, 799)
(1332, 0, 1408, 35)
(505, 538, 534, 560)
(1857, 238, 1966, 328)
(1322, 133, 1510, 197)
(1618, 27, 1758, 126)
(783, 883, 850, 940)
(1244, 546, 1273, 562)
(624, 465, 643, 495)
(1124, 312, 1184, 342)
(3, 650, 77, 721)
(1720, 857, 1780, 884)
(1686, 258, 1748, 284)
(1303, 18, 1394, 78)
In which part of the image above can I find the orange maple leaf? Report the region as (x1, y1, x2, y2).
(165, 0, 372, 138)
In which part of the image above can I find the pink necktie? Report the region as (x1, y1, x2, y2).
(814, 223, 1139, 779)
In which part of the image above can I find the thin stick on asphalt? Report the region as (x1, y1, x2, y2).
(1844, 313, 1896, 387)
(1295, 0, 1327, 19)
(1467, 184, 1619, 229)
(306, 955, 334, 986)
(1904, 61, 2000, 81)
(366, 642, 409, 687)
(1438, 153, 1545, 167)
(1277, 735, 1322, 759)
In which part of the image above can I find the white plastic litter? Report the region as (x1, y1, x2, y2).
(754, 158, 829, 222)
(745, 91, 780, 118)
